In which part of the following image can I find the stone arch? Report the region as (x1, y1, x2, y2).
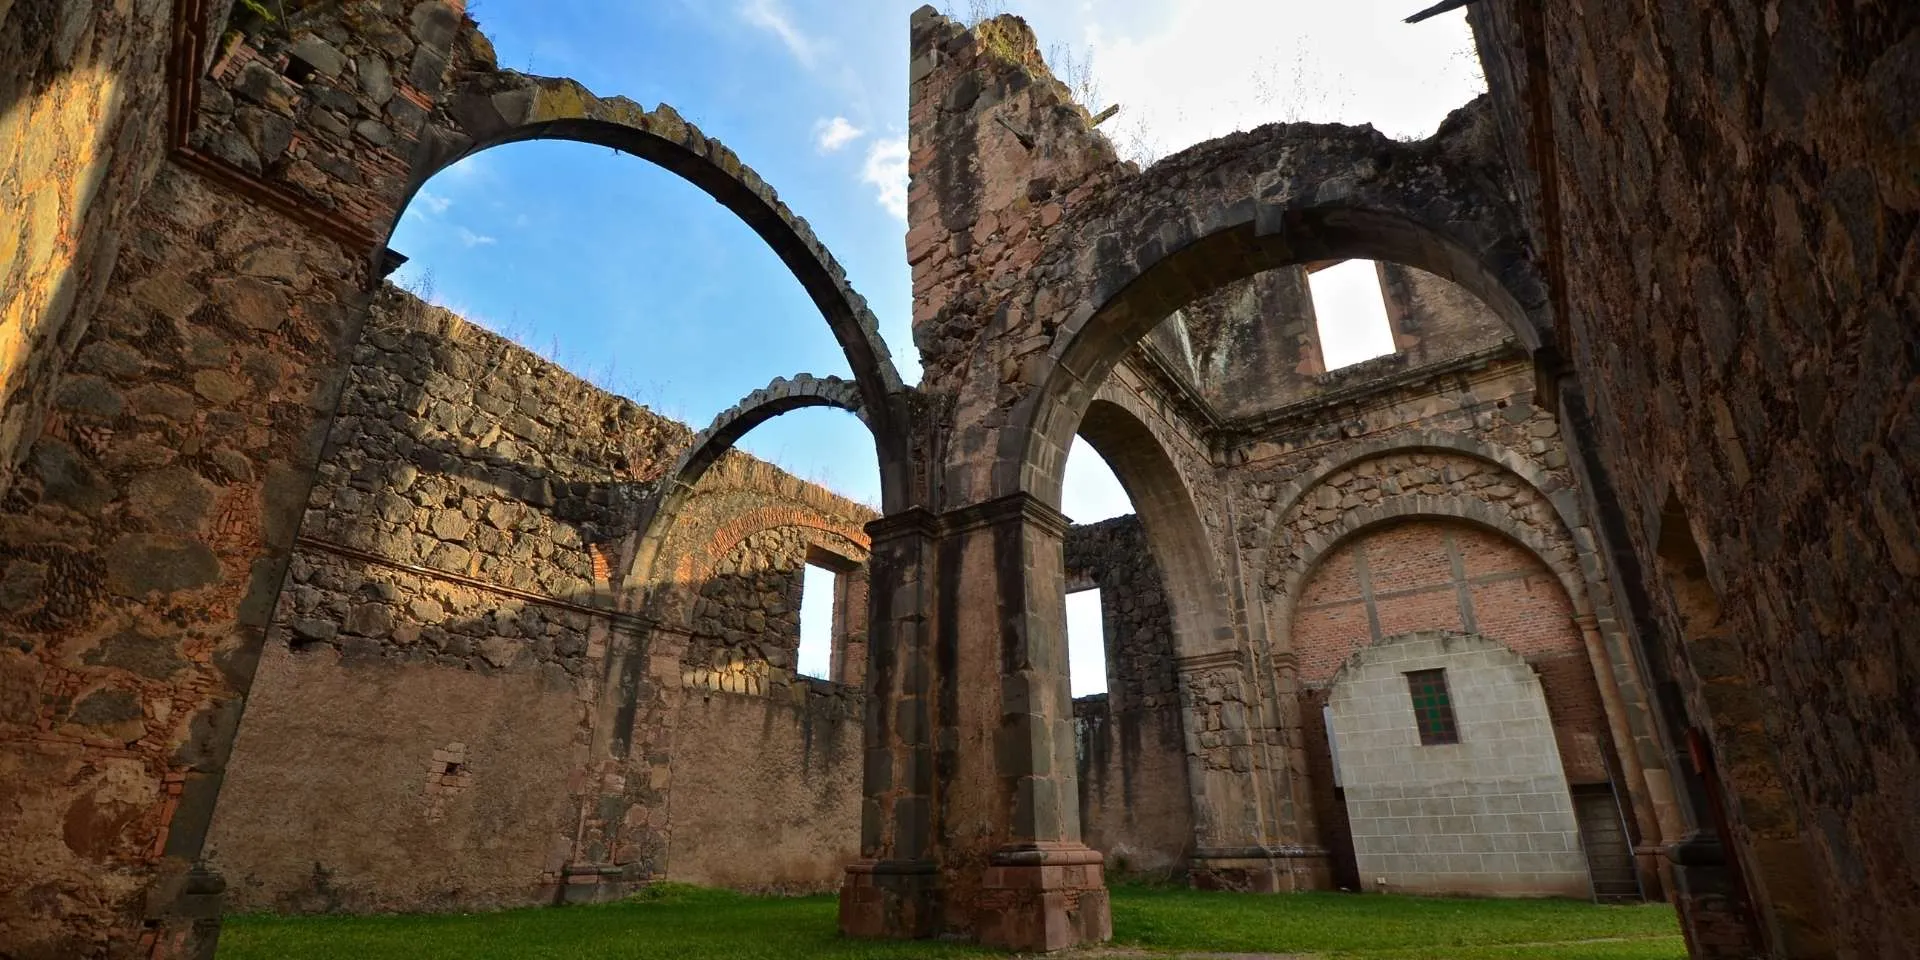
(1259, 431, 1577, 542)
(1271, 493, 1593, 651)
(1074, 388, 1236, 659)
(1000, 104, 1551, 507)
(400, 71, 905, 420)
(622, 374, 872, 599)
(1259, 443, 1594, 648)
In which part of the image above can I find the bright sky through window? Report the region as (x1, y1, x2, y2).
(1309, 259, 1398, 370)
(797, 563, 836, 679)
(1065, 588, 1107, 698)
(1062, 439, 1130, 525)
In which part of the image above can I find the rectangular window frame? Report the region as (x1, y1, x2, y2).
(1405, 668, 1461, 746)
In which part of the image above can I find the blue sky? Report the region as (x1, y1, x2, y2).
(389, 0, 1486, 691)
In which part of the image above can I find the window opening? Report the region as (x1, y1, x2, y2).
(797, 562, 837, 680)
(1065, 587, 1108, 698)
(1307, 259, 1397, 370)
(1405, 668, 1461, 745)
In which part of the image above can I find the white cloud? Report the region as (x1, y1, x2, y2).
(813, 116, 864, 153)
(860, 136, 908, 221)
(455, 227, 497, 247)
(739, 0, 818, 68)
(1060, 0, 1485, 163)
(415, 190, 452, 215)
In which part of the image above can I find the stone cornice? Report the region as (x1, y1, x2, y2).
(296, 535, 654, 632)
(1175, 649, 1245, 673)
(941, 491, 1072, 540)
(866, 507, 942, 544)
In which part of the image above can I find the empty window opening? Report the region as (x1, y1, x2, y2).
(1065, 588, 1108, 698)
(1307, 259, 1397, 370)
(1405, 668, 1461, 745)
(797, 562, 837, 680)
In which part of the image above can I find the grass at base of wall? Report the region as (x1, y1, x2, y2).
(218, 882, 1685, 960)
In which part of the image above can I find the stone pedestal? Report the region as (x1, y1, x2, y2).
(840, 859, 942, 939)
(972, 843, 1112, 952)
(1666, 832, 1761, 958)
(1190, 845, 1332, 893)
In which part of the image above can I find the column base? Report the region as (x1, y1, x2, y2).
(1190, 845, 1332, 893)
(141, 859, 226, 960)
(549, 863, 646, 905)
(839, 859, 942, 940)
(1664, 834, 1761, 959)
(972, 843, 1111, 952)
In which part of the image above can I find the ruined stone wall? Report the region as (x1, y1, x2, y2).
(1180, 263, 1512, 423)
(0, 0, 178, 493)
(641, 462, 874, 895)
(1064, 516, 1191, 874)
(204, 285, 670, 911)
(0, 0, 481, 950)
(1225, 355, 1669, 898)
(205, 287, 877, 911)
(1470, 4, 1918, 954)
(0, 158, 376, 955)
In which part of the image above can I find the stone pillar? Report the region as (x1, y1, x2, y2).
(949, 493, 1108, 952)
(842, 495, 1111, 951)
(1180, 649, 1328, 892)
(839, 510, 942, 939)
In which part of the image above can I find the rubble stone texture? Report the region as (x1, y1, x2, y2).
(0, 1, 1912, 958)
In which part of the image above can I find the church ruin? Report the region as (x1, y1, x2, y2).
(0, 2, 1914, 958)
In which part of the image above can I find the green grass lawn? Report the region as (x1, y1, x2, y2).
(218, 883, 1686, 960)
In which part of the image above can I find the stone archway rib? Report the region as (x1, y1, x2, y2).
(402, 72, 905, 418)
(625, 373, 868, 592)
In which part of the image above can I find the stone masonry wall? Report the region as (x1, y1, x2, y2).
(0, 0, 176, 494)
(1470, 4, 1918, 954)
(0, 0, 475, 950)
(1181, 264, 1512, 423)
(1065, 516, 1192, 875)
(0, 159, 376, 956)
(206, 286, 877, 911)
(1225, 353, 1669, 898)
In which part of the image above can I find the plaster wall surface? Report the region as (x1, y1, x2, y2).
(665, 685, 862, 892)
(1330, 630, 1589, 898)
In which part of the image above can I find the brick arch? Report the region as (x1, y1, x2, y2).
(994, 102, 1550, 508)
(402, 71, 906, 424)
(625, 374, 871, 594)
(1270, 495, 1592, 659)
(1257, 442, 1596, 638)
(679, 508, 870, 589)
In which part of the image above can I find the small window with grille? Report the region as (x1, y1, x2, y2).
(1405, 669, 1461, 745)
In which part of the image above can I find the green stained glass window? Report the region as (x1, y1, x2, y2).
(1406, 669, 1460, 745)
